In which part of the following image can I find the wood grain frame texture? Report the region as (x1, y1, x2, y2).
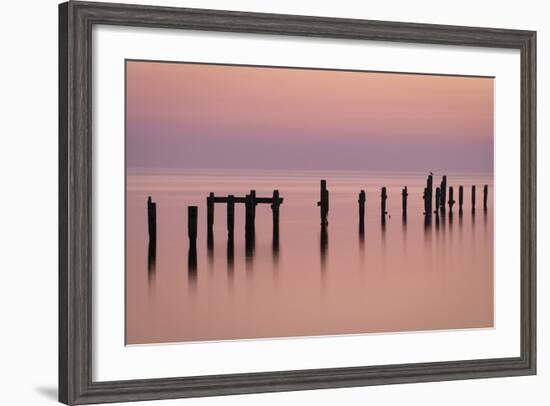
(58, 1, 537, 404)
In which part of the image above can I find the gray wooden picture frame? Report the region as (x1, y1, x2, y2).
(59, 1, 537, 404)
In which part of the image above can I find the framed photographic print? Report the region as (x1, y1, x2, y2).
(59, 1, 536, 404)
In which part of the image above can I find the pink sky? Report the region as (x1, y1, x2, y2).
(126, 60, 493, 173)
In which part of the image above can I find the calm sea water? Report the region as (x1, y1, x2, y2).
(126, 169, 493, 345)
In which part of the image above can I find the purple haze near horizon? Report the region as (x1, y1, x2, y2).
(126, 61, 494, 174)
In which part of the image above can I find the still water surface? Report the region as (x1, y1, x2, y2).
(126, 169, 493, 344)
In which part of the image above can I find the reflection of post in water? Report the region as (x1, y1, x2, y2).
(226, 238, 234, 275)
(245, 232, 255, 270)
(147, 238, 156, 283)
(188, 244, 197, 284)
(271, 232, 280, 268)
(359, 222, 365, 261)
(380, 214, 387, 257)
(207, 224, 214, 267)
(187, 206, 198, 283)
(424, 212, 432, 241)
(320, 225, 328, 270)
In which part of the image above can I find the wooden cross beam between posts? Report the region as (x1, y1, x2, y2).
(206, 190, 284, 244)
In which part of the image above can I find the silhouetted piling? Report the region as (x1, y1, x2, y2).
(471, 185, 476, 212)
(483, 185, 488, 212)
(317, 180, 329, 226)
(381, 187, 388, 224)
(459, 186, 464, 214)
(402, 186, 408, 218)
(434, 187, 441, 215)
(358, 190, 366, 232)
(206, 194, 214, 253)
(147, 196, 157, 242)
(245, 191, 256, 259)
(424, 174, 433, 218)
(448, 186, 455, 212)
(227, 194, 235, 242)
(188, 206, 198, 247)
(440, 176, 447, 211)
(207, 192, 214, 231)
(271, 189, 280, 240)
(245, 190, 257, 236)
(422, 187, 432, 219)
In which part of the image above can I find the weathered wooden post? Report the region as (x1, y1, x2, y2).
(147, 196, 157, 242)
(448, 186, 455, 212)
(427, 174, 433, 214)
(227, 195, 235, 242)
(402, 186, 408, 218)
(459, 186, 464, 214)
(317, 180, 329, 226)
(206, 192, 214, 252)
(381, 187, 388, 224)
(187, 205, 198, 279)
(271, 189, 280, 240)
(483, 184, 488, 212)
(423, 187, 429, 217)
(188, 206, 198, 247)
(424, 174, 433, 218)
(434, 187, 441, 215)
(207, 192, 214, 232)
(250, 190, 257, 226)
(227, 195, 235, 269)
(471, 185, 476, 212)
(358, 190, 366, 232)
(245, 191, 256, 258)
(245, 191, 257, 236)
(440, 176, 447, 211)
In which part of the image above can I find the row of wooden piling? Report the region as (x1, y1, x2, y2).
(422, 175, 488, 218)
(146, 175, 489, 244)
(148, 190, 283, 246)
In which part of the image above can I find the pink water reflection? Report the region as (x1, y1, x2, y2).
(126, 169, 493, 344)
